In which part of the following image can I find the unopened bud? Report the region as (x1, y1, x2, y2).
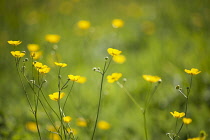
(175, 85, 180, 90)
(104, 56, 109, 60)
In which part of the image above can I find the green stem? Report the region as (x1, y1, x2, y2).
(143, 111, 148, 140)
(91, 59, 110, 140)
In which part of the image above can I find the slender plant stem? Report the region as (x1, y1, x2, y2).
(143, 111, 148, 140)
(91, 59, 110, 140)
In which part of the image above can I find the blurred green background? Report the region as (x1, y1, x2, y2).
(0, 0, 210, 139)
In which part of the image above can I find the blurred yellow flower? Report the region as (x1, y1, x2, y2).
(112, 19, 124, 28)
(63, 116, 72, 123)
(76, 118, 87, 127)
(38, 65, 51, 74)
(77, 20, 90, 30)
(183, 118, 192, 125)
(49, 92, 65, 101)
(97, 120, 111, 130)
(184, 68, 201, 75)
(113, 55, 126, 64)
(45, 34, 60, 43)
(11, 51, 25, 58)
(107, 73, 122, 83)
(107, 48, 122, 56)
(54, 62, 67, 67)
(187, 137, 201, 140)
(142, 75, 161, 83)
(27, 44, 40, 52)
(49, 133, 61, 140)
(68, 75, 80, 81)
(33, 62, 43, 68)
(25, 122, 37, 132)
(67, 128, 77, 135)
(30, 51, 42, 60)
(170, 111, 185, 118)
(76, 76, 87, 84)
(8, 40, 22, 46)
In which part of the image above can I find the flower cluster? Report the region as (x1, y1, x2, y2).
(33, 62, 50, 74)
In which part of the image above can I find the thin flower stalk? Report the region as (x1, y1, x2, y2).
(91, 58, 112, 140)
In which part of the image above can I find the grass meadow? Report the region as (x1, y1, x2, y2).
(0, 0, 210, 139)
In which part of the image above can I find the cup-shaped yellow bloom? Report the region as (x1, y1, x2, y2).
(11, 51, 25, 58)
(113, 55, 126, 64)
(25, 122, 38, 132)
(76, 76, 87, 84)
(38, 65, 51, 74)
(68, 75, 80, 81)
(112, 19, 124, 28)
(30, 51, 42, 60)
(33, 62, 43, 69)
(49, 92, 65, 101)
(54, 62, 67, 67)
(63, 116, 72, 123)
(45, 34, 60, 43)
(183, 118, 192, 125)
(107, 48, 122, 56)
(184, 68, 201, 75)
(142, 75, 161, 83)
(8, 40, 22, 46)
(170, 111, 185, 118)
(107, 73, 122, 83)
(97, 121, 111, 130)
(77, 20, 90, 30)
(27, 44, 40, 52)
(76, 118, 87, 127)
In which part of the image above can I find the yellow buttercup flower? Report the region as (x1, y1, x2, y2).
(184, 68, 201, 75)
(25, 122, 38, 132)
(183, 118, 192, 125)
(112, 19, 124, 28)
(97, 121, 111, 130)
(68, 75, 80, 81)
(76, 118, 87, 127)
(11, 51, 25, 58)
(49, 133, 61, 140)
(77, 20, 90, 30)
(8, 40, 22, 46)
(63, 116, 72, 123)
(30, 51, 42, 59)
(67, 128, 78, 135)
(38, 65, 51, 74)
(107, 73, 122, 83)
(54, 62, 67, 67)
(107, 48, 122, 56)
(76, 76, 87, 84)
(33, 62, 43, 68)
(170, 111, 185, 118)
(49, 92, 65, 101)
(142, 75, 161, 83)
(113, 55, 126, 64)
(27, 44, 40, 52)
(45, 34, 60, 43)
